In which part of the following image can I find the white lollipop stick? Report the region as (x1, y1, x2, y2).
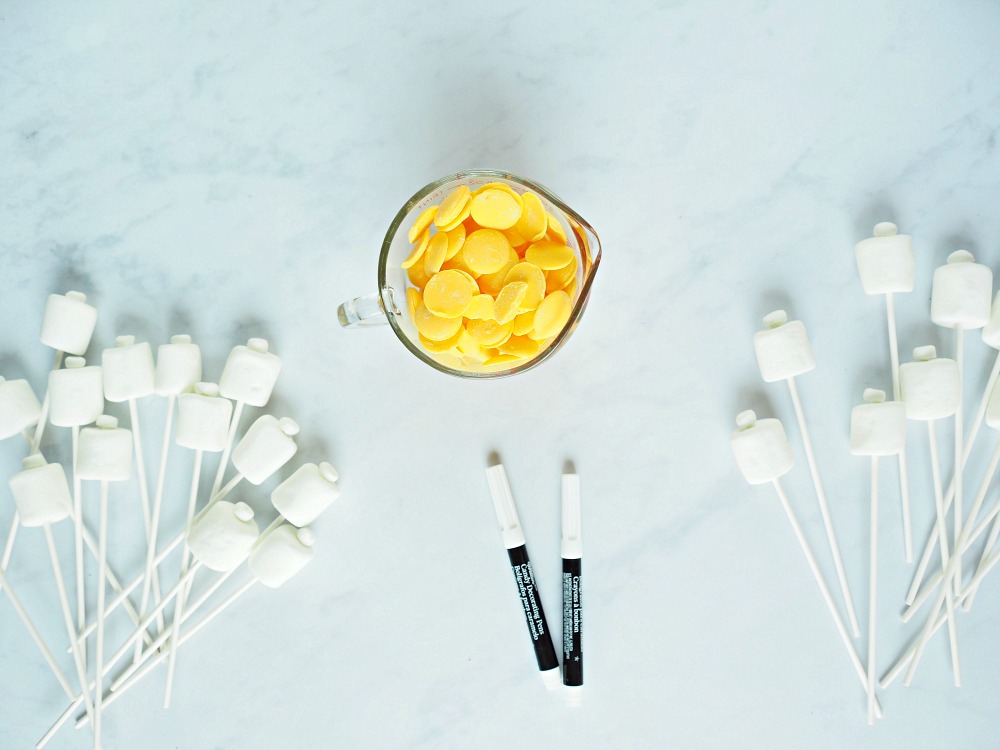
(966, 520, 1000, 609)
(905, 351, 1000, 606)
(885, 293, 913, 560)
(94, 481, 109, 749)
(772, 479, 882, 716)
(867, 457, 878, 725)
(0, 565, 76, 700)
(29, 350, 63, 454)
(71, 425, 85, 649)
(786, 377, 861, 636)
(923, 419, 961, 686)
(954, 327, 965, 598)
(0, 432, 36, 594)
(210, 400, 244, 500)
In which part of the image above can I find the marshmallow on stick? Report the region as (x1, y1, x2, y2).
(0, 376, 43, 581)
(8, 455, 96, 725)
(129, 335, 202, 666)
(931, 250, 993, 608)
(754, 310, 861, 636)
(49, 355, 105, 642)
(76, 414, 133, 750)
(906, 290, 1000, 607)
(899, 345, 962, 686)
(33, 291, 98, 453)
(849, 389, 905, 725)
(855, 222, 916, 560)
(731, 411, 881, 716)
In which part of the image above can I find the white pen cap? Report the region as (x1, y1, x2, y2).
(485, 463, 525, 549)
(561, 473, 581, 559)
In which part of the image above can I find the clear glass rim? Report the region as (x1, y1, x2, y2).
(378, 168, 602, 379)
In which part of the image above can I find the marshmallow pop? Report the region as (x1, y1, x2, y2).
(76, 414, 133, 749)
(731, 411, 881, 716)
(849, 389, 905, 724)
(753, 310, 861, 636)
(855, 222, 917, 561)
(212, 338, 282, 498)
(899, 345, 961, 686)
(8, 455, 96, 724)
(130, 335, 202, 666)
(0, 376, 42, 575)
(33, 291, 98, 454)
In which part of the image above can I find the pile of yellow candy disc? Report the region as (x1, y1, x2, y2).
(401, 182, 577, 370)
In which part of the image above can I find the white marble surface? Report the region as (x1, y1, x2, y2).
(2, 1, 1000, 747)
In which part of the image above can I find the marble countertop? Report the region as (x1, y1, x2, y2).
(3, 1, 1000, 747)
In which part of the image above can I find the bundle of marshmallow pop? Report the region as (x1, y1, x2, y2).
(0, 291, 341, 748)
(731, 223, 1000, 722)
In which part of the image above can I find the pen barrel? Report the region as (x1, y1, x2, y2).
(562, 557, 583, 687)
(506, 545, 558, 673)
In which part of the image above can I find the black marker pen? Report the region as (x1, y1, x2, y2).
(561, 471, 583, 705)
(485, 462, 560, 691)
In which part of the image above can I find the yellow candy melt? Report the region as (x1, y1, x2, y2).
(419, 328, 463, 353)
(498, 334, 541, 359)
(545, 211, 567, 243)
(465, 294, 496, 321)
(408, 206, 438, 244)
(437, 200, 472, 232)
(423, 231, 449, 274)
(406, 288, 422, 320)
(434, 186, 471, 229)
(512, 310, 535, 336)
(494, 282, 529, 325)
(545, 254, 577, 292)
(413, 302, 463, 341)
(407, 259, 431, 289)
(466, 318, 514, 347)
(445, 223, 466, 260)
(532, 290, 572, 338)
(469, 189, 523, 230)
(476, 247, 520, 296)
(401, 229, 431, 269)
(462, 229, 512, 275)
(503, 262, 546, 311)
(482, 353, 523, 368)
(515, 192, 547, 243)
(525, 240, 573, 270)
(423, 269, 475, 318)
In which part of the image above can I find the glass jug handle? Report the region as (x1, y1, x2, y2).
(337, 293, 388, 328)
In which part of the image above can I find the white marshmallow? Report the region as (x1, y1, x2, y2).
(48, 357, 104, 428)
(186, 501, 259, 572)
(730, 410, 794, 485)
(985, 376, 1000, 430)
(175, 383, 233, 452)
(248, 525, 315, 588)
(900, 346, 960, 421)
(8, 455, 72, 527)
(850, 389, 907, 456)
(39, 291, 97, 355)
(854, 222, 916, 295)
(219, 339, 281, 407)
(155, 335, 202, 396)
(981, 292, 1000, 349)
(271, 463, 340, 527)
(753, 311, 816, 383)
(0, 377, 42, 440)
(76, 415, 133, 481)
(102, 336, 155, 402)
(931, 250, 992, 329)
(231, 415, 299, 485)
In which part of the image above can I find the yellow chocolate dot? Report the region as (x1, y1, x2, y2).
(419, 328, 463, 353)
(407, 259, 431, 289)
(474, 182, 524, 205)
(499, 334, 541, 359)
(483, 353, 523, 368)
(545, 211, 568, 243)
(413, 302, 463, 341)
(423, 269, 475, 318)
(515, 192, 547, 243)
(477, 246, 520, 296)
(469, 189, 523, 230)
(525, 240, 573, 271)
(512, 310, 535, 336)
(494, 282, 528, 325)
(445, 223, 466, 260)
(406, 287, 422, 320)
(545, 254, 577, 293)
(438, 200, 472, 232)
(462, 229, 512, 275)
(466, 318, 515, 347)
(503, 225, 529, 250)
(401, 229, 431, 269)
(408, 205, 438, 244)
(434, 186, 472, 229)
(532, 290, 572, 338)
(465, 294, 496, 321)
(503, 262, 546, 311)
(451, 269, 480, 293)
(423, 231, 450, 274)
